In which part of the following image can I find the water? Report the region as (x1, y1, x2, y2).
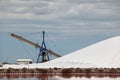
(0, 73, 120, 80)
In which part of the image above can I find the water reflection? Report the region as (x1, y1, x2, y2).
(0, 73, 120, 80)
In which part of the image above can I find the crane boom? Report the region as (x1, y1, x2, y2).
(9, 33, 61, 58)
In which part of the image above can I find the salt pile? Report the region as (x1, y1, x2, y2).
(3, 36, 120, 69)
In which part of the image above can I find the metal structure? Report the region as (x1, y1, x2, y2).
(9, 31, 61, 63)
(36, 31, 49, 63)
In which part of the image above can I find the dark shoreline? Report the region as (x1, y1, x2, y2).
(0, 68, 120, 74)
(1, 67, 120, 79)
(0, 73, 120, 79)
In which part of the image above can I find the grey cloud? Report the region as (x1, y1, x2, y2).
(0, 0, 120, 39)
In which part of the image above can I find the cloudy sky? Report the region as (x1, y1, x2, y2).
(0, 0, 120, 63)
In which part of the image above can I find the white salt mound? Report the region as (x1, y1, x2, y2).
(2, 36, 120, 69)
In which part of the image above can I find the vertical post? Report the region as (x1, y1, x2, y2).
(42, 31, 46, 49)
(43, 31, 45, 43)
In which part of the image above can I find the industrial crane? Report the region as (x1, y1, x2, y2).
(9, 31, 61, 63)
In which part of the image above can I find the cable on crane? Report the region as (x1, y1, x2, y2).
(19, 40, 35, 61)
(45, 34, 63, 56)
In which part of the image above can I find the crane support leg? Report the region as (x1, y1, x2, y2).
(36, 31, 49, 63)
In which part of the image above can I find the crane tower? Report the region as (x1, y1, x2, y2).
(36, 31, 49, 63)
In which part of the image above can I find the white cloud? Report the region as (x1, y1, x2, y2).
(0, 0, 120, 39)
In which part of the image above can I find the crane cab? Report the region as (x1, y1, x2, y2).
(40, 49, 49, 63)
